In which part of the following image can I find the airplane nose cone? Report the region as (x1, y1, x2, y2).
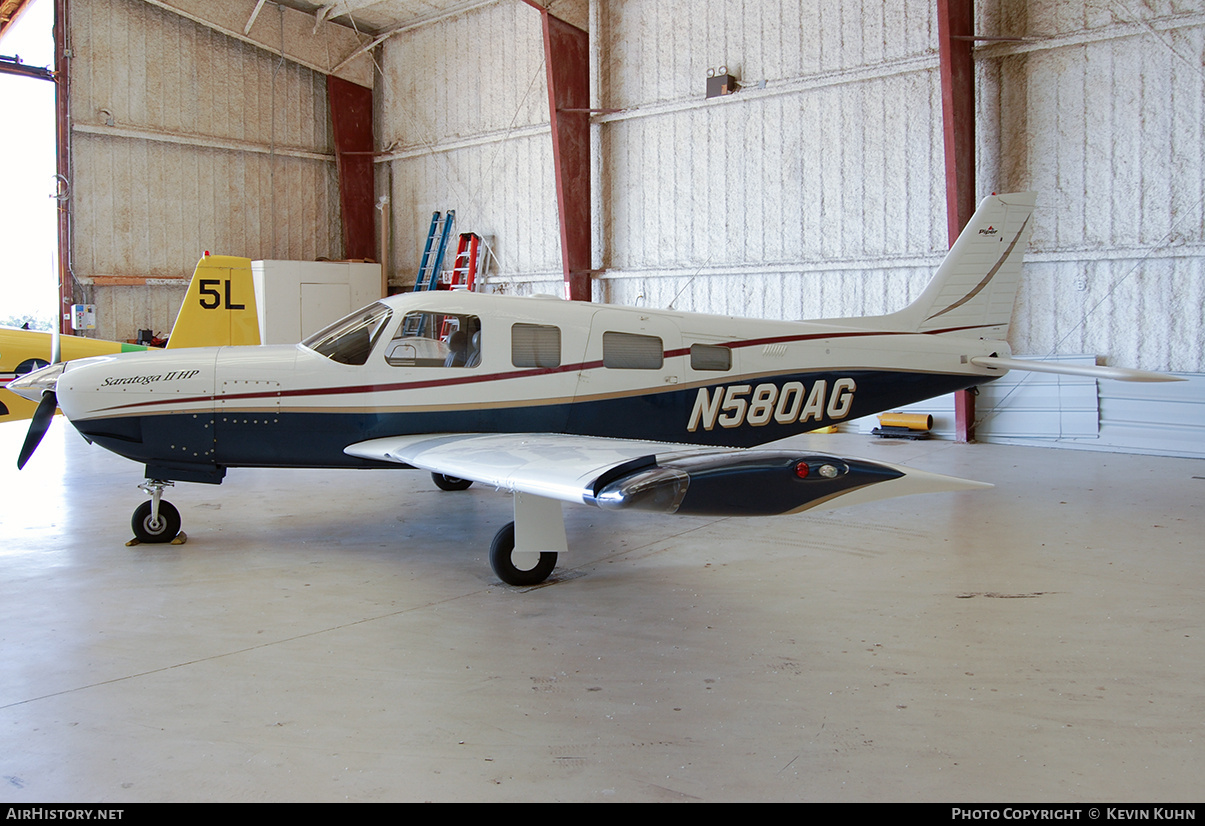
(8, 362, 66, 402)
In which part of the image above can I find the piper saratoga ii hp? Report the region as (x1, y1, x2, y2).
(10, 192, 1177, 585)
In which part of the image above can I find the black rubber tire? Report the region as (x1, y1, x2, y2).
(489, 521, 557, 586)
(131, 500, 181, 543)
(432, 472, 473, 491)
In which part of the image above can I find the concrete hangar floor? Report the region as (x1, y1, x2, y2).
(0, 420, 1201, 803)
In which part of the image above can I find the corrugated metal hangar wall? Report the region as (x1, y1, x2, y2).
(64, 0, 1204, 442)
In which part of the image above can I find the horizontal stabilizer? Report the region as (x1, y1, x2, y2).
(970, 356, 1184, 383)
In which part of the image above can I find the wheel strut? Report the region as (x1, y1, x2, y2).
(132, 479, 182, 543)
(138, 479, 175, 527)
(489, 492, 567, 585)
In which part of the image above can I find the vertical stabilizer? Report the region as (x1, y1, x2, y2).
(166, 255, 261, 348)
(884, 191, 1036, 337)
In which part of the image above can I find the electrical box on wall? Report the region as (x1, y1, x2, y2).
(706, 66, 738, 98)
(70, 304, 96, 330)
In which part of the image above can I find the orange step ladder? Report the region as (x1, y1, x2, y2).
(440, 233, 482, 291)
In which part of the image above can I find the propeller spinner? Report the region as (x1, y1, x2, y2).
(10, 362, 67, 470)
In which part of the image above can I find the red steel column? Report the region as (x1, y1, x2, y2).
(526, 3, 591, 301)
(938, 0, 977, 441)
(327, 75, 376, 262)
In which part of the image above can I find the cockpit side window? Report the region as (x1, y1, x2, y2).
(301, 303, 392, 365)
(386, 312, 482, 368)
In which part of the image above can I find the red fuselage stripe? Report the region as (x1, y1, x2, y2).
(93, 323, 994, 414)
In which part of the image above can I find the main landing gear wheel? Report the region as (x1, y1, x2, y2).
(489, 521, 557, 586)
(131, 500, 181, 543)
(431, 472, 473, 491)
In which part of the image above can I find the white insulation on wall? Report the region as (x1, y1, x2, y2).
(68, 0, 343, 341)
(376, 1, 561, 292)
(67, 0, 1204, 387)
(373, 0, 1203, 378)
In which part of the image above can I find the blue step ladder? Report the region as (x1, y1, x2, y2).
(405, 210, 456, 337)
(415, 210, 455, 292)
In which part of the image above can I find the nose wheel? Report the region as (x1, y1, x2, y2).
(132, 480, 182, 543)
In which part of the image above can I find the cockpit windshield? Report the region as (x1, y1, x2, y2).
(301, 303, 393, 365)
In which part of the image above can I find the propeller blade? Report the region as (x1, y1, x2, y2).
(17, 390, 57, 470)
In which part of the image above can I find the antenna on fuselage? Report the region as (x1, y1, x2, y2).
(667, 256, 712, 311)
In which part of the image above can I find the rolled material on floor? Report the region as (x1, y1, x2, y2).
(878, 412, 933, 431)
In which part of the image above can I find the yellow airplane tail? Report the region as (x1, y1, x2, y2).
(166, 254, 261, 348)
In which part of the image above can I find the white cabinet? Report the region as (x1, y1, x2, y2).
(252, 260, 382, 344)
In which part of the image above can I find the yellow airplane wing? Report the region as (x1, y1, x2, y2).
(0, 329, 147, 422)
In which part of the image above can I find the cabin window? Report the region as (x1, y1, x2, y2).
(386, 312, 482, 367)
(690, 343, 732, 371)
(512, 323, 561, 368)
(301, 303, 392, 366)
(603, 332, 663, 369)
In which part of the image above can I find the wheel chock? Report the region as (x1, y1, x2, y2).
(125, 531, 187, 546)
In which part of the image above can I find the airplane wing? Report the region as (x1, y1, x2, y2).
(1, 327, 148, 425)
(344, 433, 992, 517)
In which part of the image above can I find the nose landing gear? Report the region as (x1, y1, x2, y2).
(131, 480, 183, 543)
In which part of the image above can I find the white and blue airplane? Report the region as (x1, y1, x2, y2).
(10, 193, 1176, 585)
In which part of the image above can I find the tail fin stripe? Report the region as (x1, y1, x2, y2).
(924, 215, 1031, 323)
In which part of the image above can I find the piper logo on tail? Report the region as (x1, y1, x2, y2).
(688, 378, 856, 432)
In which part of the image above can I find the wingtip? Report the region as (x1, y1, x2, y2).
(799, 462, 993, 514)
